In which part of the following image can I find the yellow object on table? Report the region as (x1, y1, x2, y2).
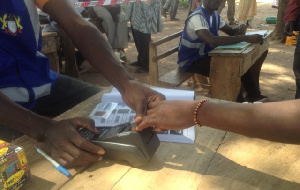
(0, 140, 31, 190)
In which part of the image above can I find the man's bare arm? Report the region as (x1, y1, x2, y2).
(0, 92, 49, 141)
(135, 100, 300, 144)
(195, 28, 263, 48)
(42, 0, 133, 94)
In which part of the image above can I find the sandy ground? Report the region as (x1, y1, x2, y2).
(79, 0, 297, 102)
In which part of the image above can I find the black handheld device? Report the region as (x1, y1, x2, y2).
(78, 123, 160, 167)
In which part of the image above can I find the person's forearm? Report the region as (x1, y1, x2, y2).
(0, 93, 51, 141)
(198, 100, 300, 144)
(65, 21, 134, 93)
(210, 35, 250, 47)
(74, 23, 133, 88)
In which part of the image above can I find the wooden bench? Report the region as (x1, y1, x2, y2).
(149, 30, 195, 88)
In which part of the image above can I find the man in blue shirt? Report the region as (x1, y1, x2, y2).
(0, 0, 164, 168)
(178, 0, 268, 102)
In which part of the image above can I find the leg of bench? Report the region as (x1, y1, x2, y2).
(149, 42, 159, 86)
(194, 74, 210, 89)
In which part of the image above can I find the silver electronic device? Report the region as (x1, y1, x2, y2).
(78, 122, 160, 167)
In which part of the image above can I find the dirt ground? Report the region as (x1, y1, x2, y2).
(79, 0, 297, 102)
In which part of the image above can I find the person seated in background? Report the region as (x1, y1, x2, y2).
(177, 0, 269, 102)
(92, 4, 128, 62)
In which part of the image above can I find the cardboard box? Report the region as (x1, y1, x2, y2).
(0, 140, 31, 190)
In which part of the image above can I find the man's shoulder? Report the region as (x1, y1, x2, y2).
(188, 11, 207, 25)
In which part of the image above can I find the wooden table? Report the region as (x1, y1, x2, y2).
(56, 26, 80, 78)
(17, 88, 300, 190)
(208, 31, 272, 101)
(42, 32, 60, 73)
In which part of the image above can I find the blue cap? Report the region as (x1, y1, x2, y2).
(52, 164, 72, 178)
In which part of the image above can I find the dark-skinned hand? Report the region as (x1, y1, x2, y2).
(245, 34, 264, 45)
(133, 100, 197, 132)
(284, 21, 296, 36)
(120, 80, 166, 125)
(44, 117, 105, 168)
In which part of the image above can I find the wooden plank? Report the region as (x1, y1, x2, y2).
(198, 132, 300, 190)
(151, 30, 182, 46)
(149, 42, 159, 86)
(209, 56, 241, 101)
(155, 46, 179, 61)
(158, 67, 194, 87)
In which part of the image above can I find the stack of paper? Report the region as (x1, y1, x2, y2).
(245, 30, 268, 36)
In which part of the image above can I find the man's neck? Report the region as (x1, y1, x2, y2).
(203, 6, 215, 15)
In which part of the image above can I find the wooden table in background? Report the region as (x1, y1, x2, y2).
(41, 32, 60, 73)
(208, 31, 272, 101)
(15, 86, 300, 190)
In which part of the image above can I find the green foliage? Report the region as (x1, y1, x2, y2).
(179, 0, 189, 8)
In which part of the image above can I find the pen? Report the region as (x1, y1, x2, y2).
(35, 146, 71, 178)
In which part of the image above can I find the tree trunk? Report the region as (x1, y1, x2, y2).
(271, 0, 290, 42)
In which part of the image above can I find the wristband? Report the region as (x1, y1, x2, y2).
(193, 99, 208, 127)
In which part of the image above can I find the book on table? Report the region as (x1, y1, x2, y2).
(215, 30, 269, 50)
(89, 87, 196, 144)
(215, 42, 250, 50)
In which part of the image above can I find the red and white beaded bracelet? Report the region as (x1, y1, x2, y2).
(193, 99, 208, 127)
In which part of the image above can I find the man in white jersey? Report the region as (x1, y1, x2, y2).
(178, 0, 269, 102)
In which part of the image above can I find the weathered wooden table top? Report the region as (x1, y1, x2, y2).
(17, 87, 300, 190)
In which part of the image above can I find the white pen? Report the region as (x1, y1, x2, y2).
(35, 146, 71, 178)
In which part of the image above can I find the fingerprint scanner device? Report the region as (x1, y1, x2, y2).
(78, 123, 160, 167)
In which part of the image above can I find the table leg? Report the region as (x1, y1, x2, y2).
(56, 27, 80, 79)
(209, 57, 241, 101)
(47, 52, 60, 73)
